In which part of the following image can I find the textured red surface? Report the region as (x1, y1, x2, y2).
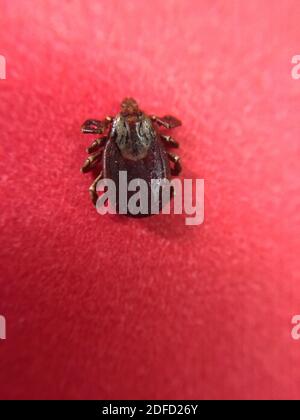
(0, 0, 300, 400)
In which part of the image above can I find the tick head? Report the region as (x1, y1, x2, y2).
(120, 97, 140, 117)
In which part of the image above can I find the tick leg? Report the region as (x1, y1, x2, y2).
(81, 116, 113, 134)
(89, 171, 103, 206)
(86, 136, 107, 154)
(81, 150, 103, 173)
(151, 115, 182, 129)
(167, 152, 182, 176)
(161, 135, 179, 148)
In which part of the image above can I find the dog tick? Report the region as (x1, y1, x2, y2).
(81, 98, 182, 216)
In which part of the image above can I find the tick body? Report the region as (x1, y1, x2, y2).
(81, 98, 182, 216)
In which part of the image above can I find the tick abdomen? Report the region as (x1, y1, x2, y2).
(104, 135, 170, 183)
(103, 135, 171, 215)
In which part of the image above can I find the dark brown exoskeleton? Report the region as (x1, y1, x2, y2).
(81, 98, 182, 216)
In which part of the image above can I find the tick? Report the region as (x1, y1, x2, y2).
(81, 98, 182, 216)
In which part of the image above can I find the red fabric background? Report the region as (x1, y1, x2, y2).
(0, 0, 300, 400)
